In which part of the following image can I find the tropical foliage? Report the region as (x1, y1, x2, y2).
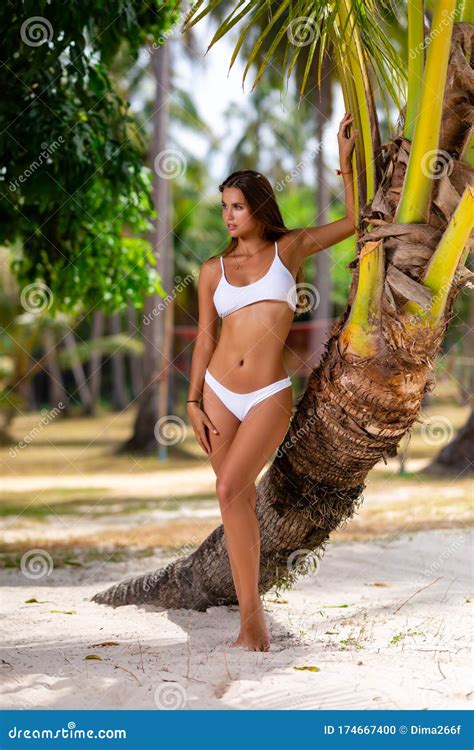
(0, 1, 181, 315)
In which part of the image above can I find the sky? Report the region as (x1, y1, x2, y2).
(170, 18, 346, 193)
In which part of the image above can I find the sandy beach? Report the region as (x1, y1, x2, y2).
(1, 527, 471, 711)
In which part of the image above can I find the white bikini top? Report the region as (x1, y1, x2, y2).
(213, 240, 298, 319)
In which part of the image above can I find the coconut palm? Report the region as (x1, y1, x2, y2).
(92, 1, 474, 610)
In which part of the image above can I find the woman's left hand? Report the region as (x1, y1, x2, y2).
(337, 112, 358, 171)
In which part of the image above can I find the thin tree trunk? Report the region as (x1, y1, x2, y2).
(126, 303, 143, 398)
(42, 327, 69, 411)
(92, 23, 474, 610)
(309, 53, 334, 368)
(109, 312, 129, 411)
(63, 330, 93, 413)
(124, 41, 172, 453)
(88, 311, 105, 414)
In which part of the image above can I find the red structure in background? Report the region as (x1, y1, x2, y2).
(174, 319, 335, 386)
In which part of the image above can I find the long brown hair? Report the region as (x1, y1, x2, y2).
(214, 169, 305, 315)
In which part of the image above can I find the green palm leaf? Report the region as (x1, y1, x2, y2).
(183, 0, 406, 110)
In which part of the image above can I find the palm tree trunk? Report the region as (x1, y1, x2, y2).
(124, 41, 172, 453)
(126, 303, 143, 398)
(109, 312, 129, 411)
(88, 311, 105, 414)
(92, 21, 473, 610)
(42, 327, 69, 412)
(63, 330, 93, 413)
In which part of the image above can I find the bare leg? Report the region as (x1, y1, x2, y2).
(201, 379, 243, 603)
(216, 385, 293, 651)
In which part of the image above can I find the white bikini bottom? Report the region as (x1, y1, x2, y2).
(204, 368, 292, 422)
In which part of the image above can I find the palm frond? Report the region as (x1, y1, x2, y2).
(183, 0, 406, 110)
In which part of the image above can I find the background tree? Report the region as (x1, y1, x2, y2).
(0, 1, 180, 315)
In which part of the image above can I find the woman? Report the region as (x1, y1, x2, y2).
(187, 112, 358, 651)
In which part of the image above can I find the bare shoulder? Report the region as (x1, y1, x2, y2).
(199, 255, 222, 292)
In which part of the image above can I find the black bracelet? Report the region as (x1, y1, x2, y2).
(187, 399, 201, 403)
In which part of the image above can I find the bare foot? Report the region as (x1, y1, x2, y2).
(229, 601, 271, 651)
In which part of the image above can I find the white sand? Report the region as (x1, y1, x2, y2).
(0, 457, 431, 495)
(1, 528, 472, 710)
